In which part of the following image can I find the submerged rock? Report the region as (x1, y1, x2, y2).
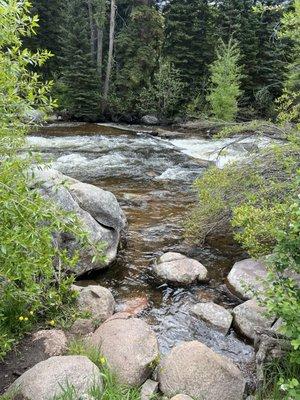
(232, 299, 275, 341)
(75, 285, 115, 322)
(227, 259, 267, 300)
(29, 168, 126, 276)
(90, 315, 159, 387)
(191, 302, 233, 334)
(8, 356, 102, 400)
(158, 341, 245, 400)
(153, 252, 208, 285)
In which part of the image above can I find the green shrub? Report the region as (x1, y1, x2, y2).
(0, 0, 104, 358)
(185, 142, 299, 253)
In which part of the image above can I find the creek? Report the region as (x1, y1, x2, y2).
(26, 122, 275, 383)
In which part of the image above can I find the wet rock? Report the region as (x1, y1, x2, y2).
(75, 285, 115, 322)
(158, 341, 245, 400)
(90, 317, 159, 386)
(227, 259, 267, 300)
(191, 302, 233, 334)
(158, 252, 187, 263)
(8, 356, 102, 400)
(69, 318, 95, 336)
(170, 396, 194, 400)
(141, 115, 159, 125)
(153, 252, 208, 285)
(29, 168, 126, 276)
(140, 379, 159, 400)
(31, 330, 67, 357)
(232, 299, 275, 341)
(68, 181, 126, 231)
(118, 295, 149, 316)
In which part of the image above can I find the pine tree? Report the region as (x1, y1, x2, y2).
(277, 0, 300, 122)
(138, 60, 185, 117)
(207, 39, 243, 121)
(24, 0, 62, 79)
(164, 0, 215, 99)
(217, 0, 260, 112)
(59, 0, 100, 121)
(112, 3, 164, 115)
(254, 1, 290, 117)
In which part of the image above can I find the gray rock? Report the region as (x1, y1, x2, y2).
(170, 396, 194, 400)
(76, 285, 115, 322)
(232, 299, 275, 341)
(158, 252, 187, 263)
(22, 108, 45, 124)
(191, 302, 233, 334)
(70, 318, 95, 336)
(158, 341, 245, 400)
(8, 356, 102, 400)
(227, 259, 268, 300)
(90, 316, 159, 387)
(28, 168, 126, 276)
(31, 330, 67, 357)
(140, 379, 159, 400)
(272, 318, 284, 333)
(69, 181, 126, 231)
(153, 253, 208, 285)
(141, 115, 159, 125)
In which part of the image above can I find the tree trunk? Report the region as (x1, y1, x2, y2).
(97, 27, 103, 79)
(87, 0, 95, 57)
(103, 0, 116, 110)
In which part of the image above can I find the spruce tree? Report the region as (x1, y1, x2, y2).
(254, 1, 289, 117)
(113, 4, 164, 116)
(164, 0, 215, 99)
(207, 39, 243, 121)
(217, 0, 260, 112)
(24, 0, 62, 79)
(59, 0, 100, 121)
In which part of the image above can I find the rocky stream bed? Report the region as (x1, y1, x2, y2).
(0, 122, 279, 399)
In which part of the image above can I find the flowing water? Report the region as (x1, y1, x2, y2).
(27, 122, 275, 384)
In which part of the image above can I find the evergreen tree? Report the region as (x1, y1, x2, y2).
(112, 4, 164, 116)
(164, 0, 215, 99)
(24, 0, 62, 79)
(207, 39, 243, 121)
(254, 1, 289, 117)
(277, 0, 300, 123)
(59, 0, 100, 121)
(217, 0, 260, 112)
(138, 60, 185, 117)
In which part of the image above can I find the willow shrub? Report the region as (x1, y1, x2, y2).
(185, 142, 299, 255)
(0, 0, 104, 358)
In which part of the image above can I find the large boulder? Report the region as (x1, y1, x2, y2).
(153, 252, 208, 285)
(75, 285, 115, 321)
(90, 315, 159, 387)
(158, 341, 245, 400)
(8, 356, 102, 400)
(232, 299, 276, 341)
(29, 168, 126, 276)
(191, 302, 233, 334)
(170, 396, 194, 400)
(227, 259, 267, 300)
